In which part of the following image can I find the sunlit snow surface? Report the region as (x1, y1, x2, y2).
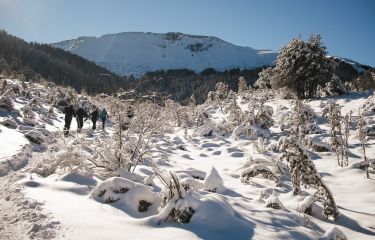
(1, 79, 375, 239)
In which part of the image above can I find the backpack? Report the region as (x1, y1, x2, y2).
(100, 109, 108, 119)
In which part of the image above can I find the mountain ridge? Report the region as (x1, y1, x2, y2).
(51, 32, 278, 76)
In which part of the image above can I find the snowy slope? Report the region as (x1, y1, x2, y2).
(51, 32, 277, 76)
(2, 77, 375, 239)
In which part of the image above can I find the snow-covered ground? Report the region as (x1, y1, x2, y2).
(1, 78, 375, 240)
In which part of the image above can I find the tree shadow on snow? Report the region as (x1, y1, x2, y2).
(313, 204, 375, 237)
(338, 206, 375, 217)
(335, 213, 375, 236)
(243, 208, 324, 239)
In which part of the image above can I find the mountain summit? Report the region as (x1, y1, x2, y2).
(52, 32, 277, 76)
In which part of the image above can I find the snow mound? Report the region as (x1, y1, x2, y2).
(24, 130, 44, 144)
(90, 177, 161, 213)
(280, 192, 315, 214)
(193, 123, 217, 137)
(57, 172, 98, 186)
(188, 194, 253, 239)
(265, 190, 284, 210)
(232, 125, 270, 139)
(1, 118, 17, 128)
(203, 167, 224, 193)
(320, 226, 347, 240)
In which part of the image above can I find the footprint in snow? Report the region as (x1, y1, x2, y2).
(231, 152, 244, 157)
(201, 143, 220, 148)
(212, 151, 221, 155)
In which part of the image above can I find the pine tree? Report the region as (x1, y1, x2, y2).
(271, 34, 333, 99)
(342, 112, 351, 167)
(325, 74, 346, 96)
(326, 101, 345, 167)
(277, 137, 339, 220)
(254, 67, 273, 89)
(238, 76, 248, 93)
(358, 109, 369, 178)
(284, 100, 320, 141)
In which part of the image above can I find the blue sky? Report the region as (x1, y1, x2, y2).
(0, 0, 374, 66)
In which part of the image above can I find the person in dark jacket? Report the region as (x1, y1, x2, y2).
(76, 106, 89, 133)
(63, 104, 75, 136)
(99, 108, 108, 130)
(90, 106, 99, 130)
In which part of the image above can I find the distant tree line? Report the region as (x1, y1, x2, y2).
(0, 30, 133, 94)
(134, 67, 266, 104)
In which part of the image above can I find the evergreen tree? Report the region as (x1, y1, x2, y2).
(358, 109, 369, 178)
(277, 137, 339, 220)
(325, 74, 346, 96)
(271, 34, 333, 99)
(326, 101, 346, 167)
(254, 67, 273, 89)
(238, 76, 248, 93)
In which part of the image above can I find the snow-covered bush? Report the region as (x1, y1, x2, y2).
(320, 226, 347, 240)
(96, 100, 167, 175)
(324, 74, 346, 96)
(228, 101, 244, 124)
(0, 89, 14, 111)
(156, 170, 197, 224)
(254, 67, 273, 89)
(324, 101, 348, 167)
(280, 192, 315, 215)
(193, 123, 217, 137)
(361, 94, 375, 116)
(177, 173, 204, 191)
(164, 99, 191, 127)
(246, 93, 274, 129)
(228, 102, 244, 126)
(358, 109, 370, 178)
(32, 142, 93, 177)
(241, 163, 282, 187)
(24, 130, 44, 144)
(282, 100, 321, 140)
(238, 76, 248, 93)
(232, 124, 270, 140)
(203, 167, 224, 193)
(215, 82, 229, 101)
(195, 106, 210, 126)
(271, 34, 333, 99)
(265, 190, 284, 210)
(90, 177, 160, 213)
(304, 137, 331, 152)
(1, 117, 17, 128)
(277, 137, 339, 220)
(216, 121, 234, 137)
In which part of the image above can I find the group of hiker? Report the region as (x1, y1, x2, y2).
(63, 104, 108, 136)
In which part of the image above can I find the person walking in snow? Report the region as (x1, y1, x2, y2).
(99, 108, 108, 130)
(90, 106, 99, 130)
(63, 104, 75, 136)
(76, 106, 89, 133)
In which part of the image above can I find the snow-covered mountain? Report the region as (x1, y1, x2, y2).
(52, 32, 277, 76)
